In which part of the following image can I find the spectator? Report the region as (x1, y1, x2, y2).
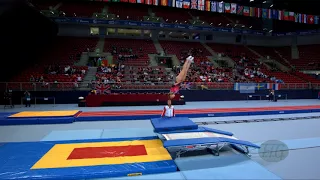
(24, 91, 31, 107)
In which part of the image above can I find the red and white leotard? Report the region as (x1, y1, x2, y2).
(161, 105, 175, 117)
(170, 83, 181, 94)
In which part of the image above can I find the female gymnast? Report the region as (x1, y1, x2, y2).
(169, 55, 194, 99)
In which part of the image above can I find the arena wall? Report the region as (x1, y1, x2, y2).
(1, 90, 317, 105)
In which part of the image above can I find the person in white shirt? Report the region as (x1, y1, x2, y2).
(161, 99, 175, 118)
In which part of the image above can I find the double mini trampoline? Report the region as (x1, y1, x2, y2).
(151, 117, 260, 158)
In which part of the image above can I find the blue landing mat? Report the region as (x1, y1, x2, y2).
(42, 128, 157, 141)
(0, 137, 177, 180)
(0, 117, 74, 125)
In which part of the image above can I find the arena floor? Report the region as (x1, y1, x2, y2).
(1, 99, 320, 179)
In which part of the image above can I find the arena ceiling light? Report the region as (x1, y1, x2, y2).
(270, 4, 273, 7)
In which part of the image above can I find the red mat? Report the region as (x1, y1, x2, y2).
(79, 105, 320, 117)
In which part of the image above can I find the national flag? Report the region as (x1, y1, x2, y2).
(161, 0, 168, 6)
(170, 0, 174, 7)
(307, 15, 314, 24)
(237, 5, 243, 15)
(95, 84, 111, 95)
(272, 9, 278, 19)
(273, 83, 280, 90)
(183, 0, 190, 8)
(248, 7, 254, 17)
(267, 9, 272, 19)
(217, 1, 224, 13)
(120, 0, 128, 2)
(129, 0, 136, 3)
(224, 3, 231, 13)
(145, 0, 152, 4)
(176, 0, 182, 8)
(153, 0, 158, 5)
(190, 0, 197, 9)
(137, 0, 144, 3)
(302, 14, 307, 23)
(289, 12, 295, 21)
(262, 8, 267, 18)
(283, 11, 289, 21)
(211, 1, 216, 12)
(255, 8, 261, 18)
(278, 10, 283, 20)
(298, 14, 302, 23)
(197, 0, 204, 11)
(294, 13, 299, 22)
(205, 0, 210, 11)
(231, 3, 237, 14)
(315, 16, 319, 24)
(112, 0, 120, 2)
(234, 83, 256, 93)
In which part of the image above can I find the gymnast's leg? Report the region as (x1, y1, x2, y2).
(175, 56, 193, 84)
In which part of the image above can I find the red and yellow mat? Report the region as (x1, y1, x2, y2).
(32, 139, 171, 169)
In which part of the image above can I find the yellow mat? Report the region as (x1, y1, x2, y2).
(9, 110, 80, 118)
(32, 139, 172, 169)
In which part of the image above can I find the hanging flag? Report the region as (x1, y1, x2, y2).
(298, 14, 302, 23)
(272, 9, 278, 19)
(197, 0, 204, 11)
(237, 5, 243, 15)
(224, 3, 231, 13)
(153, 0, 158, 5)
(278, 10, 283, 20)
(231, 3, 237, 14)
(294, 13, 299, 22)
(95, 84, 111, 95)
(137, 0, 144, 3)
(307, 15, 314, 24)
(190, 0, 197, 9)
(262, 8, 267, 18)
(176, 0, 182, 8)
(129, 0, 136, 3)
(205, 0, 210, 11)
(183, 0, 190, 8)
(302, 14, 307, 23)
(283, 11, 289, 20)
(267, 9, 272, 19)
(315, 16, 319, 24)
(169, 0, 174, 7)
(145, 0, 152, 5)
(120, 0, 128, 2)
(255, 8, 261, 18)
(288, 12, 295, 21)
(112, 0, 120, 2)
(217, 1, 224, 13)
(161, 0, 168, 6)
(249, 7, 254, 17)
(211, 1, 216, 12)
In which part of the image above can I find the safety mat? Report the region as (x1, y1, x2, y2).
(9, 110, 80, 118)
(0, 138, 176, 179)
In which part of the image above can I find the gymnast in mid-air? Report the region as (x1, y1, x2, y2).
(169, 55, 194, 99)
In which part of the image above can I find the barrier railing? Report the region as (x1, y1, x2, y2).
(0, 82, 317, 91)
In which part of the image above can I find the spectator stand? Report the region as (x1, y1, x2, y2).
(20, 97, 56, 107)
